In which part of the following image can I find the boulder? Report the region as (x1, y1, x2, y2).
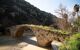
(51, 41, 62, 50)
(35, 30, 53, 47)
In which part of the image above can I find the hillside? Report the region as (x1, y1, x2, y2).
(0, 0, 57, 27)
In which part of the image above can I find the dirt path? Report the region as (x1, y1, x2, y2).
(0, 35, 50, 50)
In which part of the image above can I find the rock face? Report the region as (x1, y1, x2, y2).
(35, 29, 65, 47)
(0, 0, 58, 34)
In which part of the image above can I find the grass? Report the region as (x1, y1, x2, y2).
(59, 33, 80, 50)
(26, 24, 69, 35)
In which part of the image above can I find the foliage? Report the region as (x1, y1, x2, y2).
(59, 33, 80, 50)
(26, 24, 69, 34)
(74, 4, 79, 12)
(73, 4, 80, 27)
(0, 0, 57, 27)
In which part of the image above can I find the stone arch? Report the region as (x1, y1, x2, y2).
(14, 26, 33, 38)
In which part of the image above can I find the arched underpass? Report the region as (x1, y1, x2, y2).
(8, 24, 70, 47)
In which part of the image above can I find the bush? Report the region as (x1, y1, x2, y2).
(59, 33, 80, 50)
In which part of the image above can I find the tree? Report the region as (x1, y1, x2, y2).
(72, 4, 80, 32)
(73, 4, 80, 26)
(74, 4, 79, 12)
(55, 4, 68, 19)
(55, 4, 72, 31)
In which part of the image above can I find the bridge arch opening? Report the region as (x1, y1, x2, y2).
(14, 26, 34, 38)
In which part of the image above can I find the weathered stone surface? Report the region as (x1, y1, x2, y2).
(35, 29, 65, 47)
(8, 25, 33, 38)
(7, 24, 69, 47)
(51, 41, 63, 50)
(35, 30, 53, 47)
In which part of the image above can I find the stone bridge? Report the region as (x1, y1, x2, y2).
(7, 24, 70, 47)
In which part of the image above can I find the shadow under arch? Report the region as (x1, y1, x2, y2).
(14, 26, 34, 38)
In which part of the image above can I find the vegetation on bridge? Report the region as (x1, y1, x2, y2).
(26, 24, 69, 34)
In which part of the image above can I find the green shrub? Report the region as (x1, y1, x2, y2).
(59, 33, 80, 50)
